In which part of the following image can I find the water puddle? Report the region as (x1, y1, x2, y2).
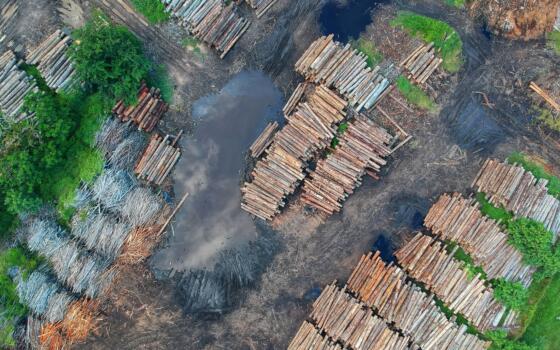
(319, 0, 388, 42)
(151, 71, 284, 273)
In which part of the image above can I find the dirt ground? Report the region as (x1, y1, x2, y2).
(4, 0, 560, 349)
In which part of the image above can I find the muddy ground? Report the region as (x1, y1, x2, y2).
(4, 0, 560, 349)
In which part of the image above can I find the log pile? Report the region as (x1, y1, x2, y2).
(241, 85, 347, 220)
(310, 283, 412, 350)
(283, 82, 307, 117)
(347, 251, 490, 350)
(112, 83, 169, 132)
(135, 133, 181, 186)
(244, 0, 279, 18)
(0, 0, 18, 42)
(0, 50, 36, 120)
(301, 115, 392, 215)
(395, 233, 513, 331)
(26, 30, 75, 92)
(295, 35, 390, 111)
(288, 321, 343, 350)
(249, 121, 279, 158)
(472, 159, 560, 242)
(400, 43, 442, 84)
(529, 81, 560, 112)
(424, 193, 536, 287)
(160, 0, 250, 58)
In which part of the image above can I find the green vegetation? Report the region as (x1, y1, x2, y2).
(487, 330, 537, 350)
(445, 241, 487, 279)
(547, 30, 560, 55)
(147, 64, 174, 103)
(507, 152, 560, 199)
(395, 75, 437, 111)
(20, 64, 50, 92)
(130, 0, 170, 24)
(444, 0, 465, 8)
(391, 11, 463, 72)
(351, 38, 383, 68)
(493, 278, 528, 311)
(535, 107, 560, 133)
(337, 122, 348, 133)
(476, 192, 514, 223)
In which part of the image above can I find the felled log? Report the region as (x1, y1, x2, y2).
(134, 133, 181, 186)
(472, 159, 560, 242)
(244, 0, 279, 18)
(0, 50, 37, 120)
(400, 43, 442, 84)
(295, 35, 390, 111)
(112, 82, 169, 132)
(249, 121, 279, 158)
(529, 81, 560, 111)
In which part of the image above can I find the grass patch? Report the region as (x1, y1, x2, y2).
(547, 30, 560, 55)
(535, 106, 560, 133)
(391, 11, 463, 72)
(475, 192, 514, 223)
(445, 241, 487, 279)
(395, 75, 437, 111)
(147, 64, 174, 103)
(351, 38, 383, 68)
(507, 152, 560, 199)
(130, 0, 170, 24)
(443, 0, 465, 8)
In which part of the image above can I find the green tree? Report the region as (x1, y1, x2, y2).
(492, 278, 528, 310)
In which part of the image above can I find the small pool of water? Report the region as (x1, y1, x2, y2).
(151, 71, 284, 273)
(319, 0, 388, 42)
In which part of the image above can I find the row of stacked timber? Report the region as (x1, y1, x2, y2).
(0, 50, 36, 120)
(243, 0, 278, 18)
(301, 115, 392, 215)
(472, 159, 560, 242)
(309, 283, 413, 350)
(135, 133, 182, 186)
(424, 193, 536, 287)
(241, 85, 347, 220)
(283, 82, 307, 116)
(288, 322, 343, 350)
(26, 29, 75, 92)
(249, 121, 279, 158)
(160, 0, 250, 58)
(295, 34, 390, 112)
(112, 83, 169, 132)
(347, 251, 490, 350)
(400, 43, 442, 84)
(0, 0, 18, 43)
(529, 81, 560, 112)
(395, 233, 515, 331)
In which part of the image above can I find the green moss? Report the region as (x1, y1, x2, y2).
(475, 192, 514, 223)
(351, 38, 383, 68)
(507, 152, 560, 199)
(395, 75, 437, 111)
(547, 30, 560, 55)
(391, 11, 463, 72)
(130, 0, 170, 24)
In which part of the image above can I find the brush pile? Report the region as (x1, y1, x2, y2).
(96, 117, 132, 157)
(309, 283, 412, 350)
(295, 35, 390, 111)
(301, 115, 392, 215)
(400, 43, 442, 84)
(117, 186, 164, 227)
(395, 233, 514, 331)
(288, 321, 343, 350)
(244, 0, 278, 18)
(160, 0, 250, 58)
(472, 159, 560, 242)
(91, 169, 136, 210)
(118, 225, 164, 265)
(135, 133, 181, 186)
(26, 30, 75, 92)
(424, 193, 535, 286)
(249, 121, 278, 158)
(112, 83, 169, 132)
(0, 50, 36, 120)
(241, 85, 347, 220)
(347, 251, 490, 349)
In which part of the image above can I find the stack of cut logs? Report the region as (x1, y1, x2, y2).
(0, 0, 18, 42)
(283, 82, 307, 117)
(249, 121, 278, 158)
(160, 0, 250, 58)
(301, 115, 392, 215)
(241, 85, 347, 220)
(347, 251, 490, 350)
(26, 30, 75, 92)
(473, 159, 560, 242)
(112, 83, 169, 132)
(135, 133, 181, 186)
(529, 81, 560, 112)
(244, 0, 278, 18)
(424, 193, 536, 287)
(309, 283, 413, 350)
(295, 35, 390, 111)
(395, 233, 514, 331)
(288, 322, 343, 350)
(400, 43, 442, 84)
(0, 50, 36, 120)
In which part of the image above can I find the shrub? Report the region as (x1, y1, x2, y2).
(130, 0, 170, 24)
(395, 75, 437, 111)
(492, 278, 528, 310)
(487, 330, 537, 350)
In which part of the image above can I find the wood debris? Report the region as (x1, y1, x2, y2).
(529, 81, 560, 111)
(347, 251, 490, 350)
(424, 193, 536, 287)
(135, 133, 181, 186)
(112, 82, 169, 132)
(295, 35, 390, 111)
(472, 159, 560, 242)
(301, 115, 392, 215)
(400, 43, 442, 85)
(244, 0, 279, 18)
(249, 121, 279, 158)
(160, 0, 250, 58)
(395, 233, 514, 332)
(0, 50, 36, 120)
(241, 85, 347, 220)
(26, 29, 76, 92)
(288, 321, 343, 350)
